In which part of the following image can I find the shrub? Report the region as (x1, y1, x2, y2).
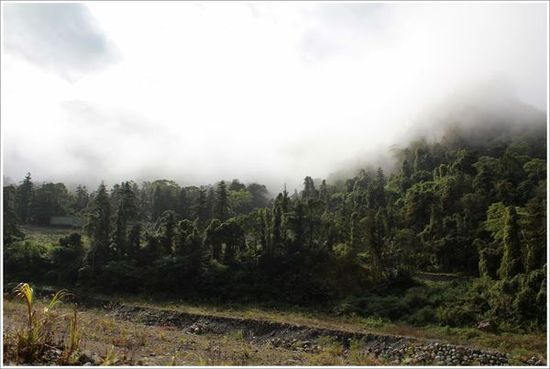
(4, 241, 51, 283)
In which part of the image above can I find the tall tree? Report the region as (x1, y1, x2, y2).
(206, 187, 216, 219)
(127, 223, 142, 259)
(247, 183, 269, 209)
(215, 181, 229, 221)
(319, 180, 329, 204)
(523, 199, 546, 273)
(112, 182, 138, 258)
(158, 210, 178, 255)
(499, 206, 524, 280)
(302, 176, 318, 200)
(31, 183, 70, 225)
(194, 188, 209, 227)
(3, 185, 23, 246)
(16, 172, 33, 223)
(177, 187, 189, 219)
(85, 183, 112, 274)
(74, 185, 89, 213)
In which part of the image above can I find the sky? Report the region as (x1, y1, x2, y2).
(1, 1, 548, 192)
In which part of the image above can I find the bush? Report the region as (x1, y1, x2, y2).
(409, 306, 437, 325)
(4, 241, 51, 283)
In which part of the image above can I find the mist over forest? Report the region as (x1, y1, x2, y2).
(2, 2, 548, 367)
(2, 2, 547, 191)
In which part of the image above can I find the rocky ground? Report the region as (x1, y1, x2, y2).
(4, 291, 547, 366)
(105, 301, 545, 366)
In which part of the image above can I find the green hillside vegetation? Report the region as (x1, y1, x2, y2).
(3, 120, 546, 334)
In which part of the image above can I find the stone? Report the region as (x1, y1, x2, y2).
(477, 320, 496, 332)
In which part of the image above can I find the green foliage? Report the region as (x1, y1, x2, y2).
(3, 121, 546, 332)
(485, 202, 506, 241)
(83, 183, 112, 276)
(16, 173, 34, 223)
(4, 241, 50, 282)
(3, 185, 24, 246)
(215, 181, 230, 221)
(499, 207, 524, 280)
(50, 233, 84, 283)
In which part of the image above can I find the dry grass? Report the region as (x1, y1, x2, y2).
(4, 291, 546, 365)
(4, 299, 382, 366)
(19, 226, 84, 249)
(115, 297, 546, 361)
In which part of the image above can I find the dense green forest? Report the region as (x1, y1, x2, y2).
(3, 120, 547, 333)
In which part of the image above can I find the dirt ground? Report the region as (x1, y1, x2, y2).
(3, 298, 382, 366)
(3, 293, 546, 366)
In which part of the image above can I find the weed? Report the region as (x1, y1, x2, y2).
(60, 309, 82, 364)
(7, 283, 75, 364)
(100, 345, 118, 365)
(229, 329, 245, 341)
(170, 353, 178, 366)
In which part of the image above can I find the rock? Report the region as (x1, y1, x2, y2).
(83, 362, 92, 366)
(477, 320, 496, 332)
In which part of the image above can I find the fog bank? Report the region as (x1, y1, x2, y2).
(2, 2, 547, 193)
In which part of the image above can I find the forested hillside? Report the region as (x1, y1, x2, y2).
(3, 119, 547, 333)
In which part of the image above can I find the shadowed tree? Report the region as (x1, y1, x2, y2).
(3, 185, 23, 246)
(215, 181, 230, 221)
(84, 183, 112, 274)
(16, 172, 33, 223)
(499, 206, 524, 280)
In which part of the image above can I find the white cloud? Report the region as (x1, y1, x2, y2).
(3, 3, 119, 80)
(1, 2, 547, 192)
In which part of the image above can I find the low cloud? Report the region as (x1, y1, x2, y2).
(1, 2, 547, 193)
(3, 3, 118, 80)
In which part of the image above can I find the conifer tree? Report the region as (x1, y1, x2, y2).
(194, 188, 209, 227)
(16, 172, 33, 223)
(302, 176, 318, 200)
(85, 183, 112, 274)
(127, 223, 141, 259)
(3, 185, 23, 246)
(524, 199, 546, 273)
(177, 188, 189, 219)
(215, 181, 229, 221)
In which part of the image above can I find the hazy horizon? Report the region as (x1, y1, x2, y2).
(2, 2, 548, 193)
